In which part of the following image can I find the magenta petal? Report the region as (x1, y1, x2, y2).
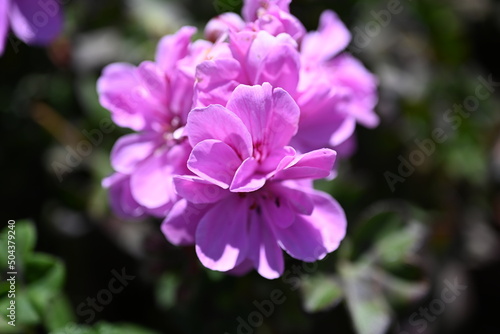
(275, 149, 336, 180)
(0, 0, 9, 55)
(261, 194, 295, 229)
(130, 153, 176, 209)
(205, 12, 245, 41)
(195, 196, 249, 272)
(9, 0, 62, 45)
(102, 173, 146, 218)
(188, 139, 242, 189)
(174, 175, 230, 204)
(246, 32, 300, 93)
(186, 104, 253, 158)
(110, 133, 159, 174)
(230, 157, 266, 192)
(273, 187, 346, 261)
(296, 188, 347, 253)
(271, 183, 314, 215)
(248, 211, 284, 279)
(97, 62, 169, 131)
(242, 0, 291, 21)
(226, 83, 299, 152)
(301, 10, 351, 62)
(162, 199, 208, 246)
(194, 58, 241, 107)
(155, 26, 196, 72)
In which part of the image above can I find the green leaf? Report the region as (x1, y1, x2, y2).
(155, 273, 180, 310)
(26, 254, 66, 313)
(15, 220, 37, 268)
(373, 221, 427, 267)
(340, 262, 392, 334)
(301, 274, 343, 313)
(43, 294, 76, 332)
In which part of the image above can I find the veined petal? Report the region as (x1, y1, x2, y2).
(230, 157, 267, 192)
(174, 175, 230, 204)
(195, 196, 249, 271)
(186, 104, 253, 158)
(187, 139, 242, 189)
(248, 211, 284, 279)
(274, 149, 336, 181)
(226, 83, 299, 153)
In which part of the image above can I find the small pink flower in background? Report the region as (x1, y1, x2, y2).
(0, 0, 63, 55)
(162, 83, 347, 279)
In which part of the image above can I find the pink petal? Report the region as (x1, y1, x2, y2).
(110, 133, 160, 174)
(261, 193, 295, 229)
(274, 149, 337, 181)
(174, 175, 230, 204)
(194, 58, 242, 107)
(248, 211, 284, 279)
(195, 196, 249, 271)
(270, 182, 314, 215)
(97, 62, 170, 131)
(155, 26, 196, 73)
(246, 31, 300, 93)
(242, 0, 291, 21)
(9, 0, 63, 45)
(186, 104, 253, 158)
(301, 10, 351, 62)
(130, 152, 177, 209)
(188, 139, 242, 189)
(273, 187, 346, 261)
(230, 157, 266, 192)
(102, 173, 146, 219)
(226, 83, 299, 153)
(162, 199, 208, 246)
(205, 12, 245, 41)
(0, 0, 9, 55)
(329, 54, 379, 128)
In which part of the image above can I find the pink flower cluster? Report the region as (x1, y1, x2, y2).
(99, 0, 378, 279)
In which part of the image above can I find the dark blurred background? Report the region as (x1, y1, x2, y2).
(1, 0, 500, 333)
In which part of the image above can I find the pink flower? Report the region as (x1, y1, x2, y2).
(202, 3, 378, 154)
(292, 10, 379, 154)
(0, 0, 63, 55)
(99, 27, 214, 217)
(162, 83, 346, 279)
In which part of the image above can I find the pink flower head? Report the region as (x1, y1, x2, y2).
(99, 27, 215, 217)
(205, 0, 304, 42)
(162, 83, 346, 279)
(292, 10, 379, 153)
(0, 0, 63, 55)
